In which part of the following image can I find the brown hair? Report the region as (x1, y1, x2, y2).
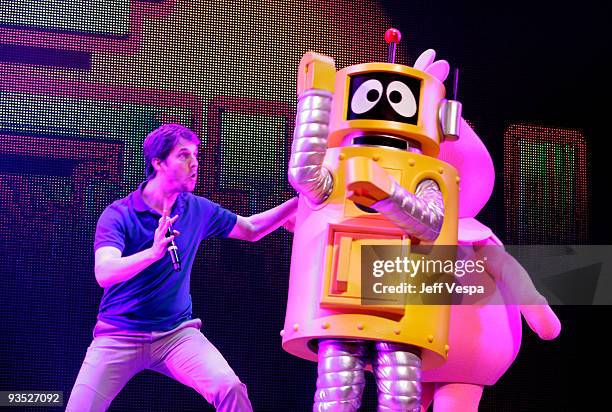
(143, 124, 200, 179)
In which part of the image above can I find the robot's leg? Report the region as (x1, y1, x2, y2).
(314, 339, 367, 412)
(372, 341, 422, 412)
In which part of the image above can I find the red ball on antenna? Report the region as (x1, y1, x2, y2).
(385, 28, 401, 44)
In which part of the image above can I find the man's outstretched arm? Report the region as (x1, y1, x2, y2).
(228, 197, 298, 242)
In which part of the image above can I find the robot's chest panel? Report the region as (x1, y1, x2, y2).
(322, 146, 434, 221)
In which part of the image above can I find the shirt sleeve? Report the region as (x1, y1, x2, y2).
(94, 204, 126, 253)
(199, 197, 238, 240)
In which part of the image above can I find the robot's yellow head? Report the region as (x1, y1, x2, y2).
(328, 63, 446, 156)
(296, 29, 461, 158)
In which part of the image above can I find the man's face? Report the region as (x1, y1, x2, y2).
(156, 137, 199, 192)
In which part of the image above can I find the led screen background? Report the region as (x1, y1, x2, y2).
(0, 0, 605, 410)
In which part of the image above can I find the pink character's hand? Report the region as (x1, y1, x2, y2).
(519, 304, 561, 340)
(473, 243, 561, 340)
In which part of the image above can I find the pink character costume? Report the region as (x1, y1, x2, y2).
(420, 96, 562, 411)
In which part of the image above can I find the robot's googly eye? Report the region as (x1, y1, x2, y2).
(386, 81, 417, 118)
(351, 79, 383, 114)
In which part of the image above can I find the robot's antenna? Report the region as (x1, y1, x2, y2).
(453, 68, 459, 100)
(384, 28, 401, 63)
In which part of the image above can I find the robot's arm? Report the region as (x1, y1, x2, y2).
(288, 88, 334, 204)
(372, 178, 444, 241)
(345, 157, 444, 241)
(288, 53, 336, 204)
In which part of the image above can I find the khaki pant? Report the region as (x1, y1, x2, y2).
(66, 318, 252, 411)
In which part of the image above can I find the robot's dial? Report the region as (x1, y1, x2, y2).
(347, 72, 421, 124)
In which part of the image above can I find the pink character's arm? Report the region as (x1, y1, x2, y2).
(474, 240, 561, 340)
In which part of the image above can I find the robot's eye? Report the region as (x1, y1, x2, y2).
(351, 79, 383, 114)
(386, 81, 417, 118)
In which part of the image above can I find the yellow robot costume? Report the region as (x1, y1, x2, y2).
(283, 29, 462, 411)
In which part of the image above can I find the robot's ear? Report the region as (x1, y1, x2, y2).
(414, 49, 436, 71)
(425, 60, 450, 82)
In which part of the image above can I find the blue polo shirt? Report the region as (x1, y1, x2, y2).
(94, 181, 237, 332)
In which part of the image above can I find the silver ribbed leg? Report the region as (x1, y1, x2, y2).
(372, 341, 422, 412)
(314, 339, 367, 412)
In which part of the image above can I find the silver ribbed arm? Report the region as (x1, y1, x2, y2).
(372, 179, 444, 241)
(288, 89, 334, 204)
(373, 342, 422, 412)
(314, 339, 367, 412)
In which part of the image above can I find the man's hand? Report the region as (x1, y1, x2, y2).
(283, 214, 297, 233)
(94, 204, 181, 288)
(150, 208, 179, 260)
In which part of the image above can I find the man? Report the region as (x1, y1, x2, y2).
(66, 124, 297, 411)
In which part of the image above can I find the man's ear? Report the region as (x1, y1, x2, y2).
(152, 158, 163, 174)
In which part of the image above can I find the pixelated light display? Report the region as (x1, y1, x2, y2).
(0, 90, 194, 192)
(0, 0, 174, 54)
(220, 112, 286, 192)
(504, 124, 588, 245)
(0, 0, 130, 36)
(0, 1, 399, 410)
(0, 0, 591, 410)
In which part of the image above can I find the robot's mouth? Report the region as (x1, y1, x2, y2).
(352, 134, 421, 152)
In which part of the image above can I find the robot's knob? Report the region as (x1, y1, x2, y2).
(385, 28, 402, 63)
(384, 28, 402, 45)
